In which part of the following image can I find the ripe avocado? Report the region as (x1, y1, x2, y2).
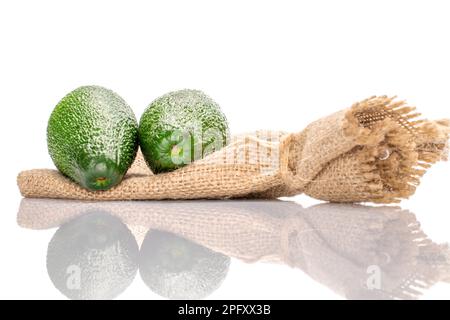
(47, 86, 138, 190)
(139, 89, 230, 173)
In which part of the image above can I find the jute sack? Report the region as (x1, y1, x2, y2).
(17, 96, 450, 203)
(17, 199, 450, 299)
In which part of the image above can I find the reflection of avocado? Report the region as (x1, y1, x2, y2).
(46, 212, 139, 300)
(139, 230, 230, 299)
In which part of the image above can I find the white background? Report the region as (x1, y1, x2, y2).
(0, 0, 449, 299)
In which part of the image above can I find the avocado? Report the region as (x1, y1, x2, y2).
(139, 229, 230, 299)
(47, 85, 138, 190)
(139, 89, 230, 173)
(46, 212, 139, 300)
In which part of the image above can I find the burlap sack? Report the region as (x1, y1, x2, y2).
(17, 96, 450, 203)
(17, 199, 450, 299)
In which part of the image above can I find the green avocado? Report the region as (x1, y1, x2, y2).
(47, 86, 138, 190)
(139, 89, 230, 173)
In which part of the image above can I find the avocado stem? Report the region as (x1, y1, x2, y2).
(94, 177, 109, 188)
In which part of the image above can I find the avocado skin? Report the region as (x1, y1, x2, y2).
(47, 86, 138, 190)
(139, 229, 230, 299)
(139, 89, 230, 173)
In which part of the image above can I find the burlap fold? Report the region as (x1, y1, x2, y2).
(17, 96, 450, 203)
(17, 199, 450, 299)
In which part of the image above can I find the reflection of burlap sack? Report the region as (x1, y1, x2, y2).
(17, 96, 449, 203)
(18, 199, 298, 261)
(297, 204, 450, 299)
(18, 199, 450, 299)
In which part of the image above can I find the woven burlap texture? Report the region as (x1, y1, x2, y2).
(17, 199, 450, 299)
(17, 96, 450, 203)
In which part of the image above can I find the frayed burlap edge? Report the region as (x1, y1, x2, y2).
(288, 96, 450, 203)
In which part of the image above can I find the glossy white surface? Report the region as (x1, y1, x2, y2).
(0, 195, 448, 300)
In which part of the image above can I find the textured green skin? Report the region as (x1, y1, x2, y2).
(139, 89, 230, 173)
(47, 86, 138, 190)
